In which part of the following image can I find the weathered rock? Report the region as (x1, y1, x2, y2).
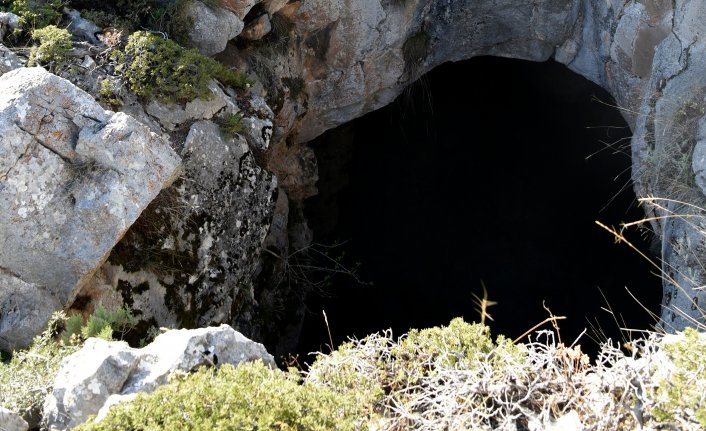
(220, 0, 260, 20)
(240, 14, 272, 41)
(263, 0, 288, 15)
(0, 407, 28, 431)
(144, 80, 234, 131)
(0, 12, 19, 41)
(185, 0, 244, 56)
(0, 44, 24, 76)
(64, 8, 102, 45)
(74, 120, 277, 337)
(0, 68, 180, 350)
(242, 115, 273, 151)
(43, 325, 274, 430)
(0, 272, 62, 351)
(233, 0, 706, 330)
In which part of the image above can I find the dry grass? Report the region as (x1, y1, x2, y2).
(598, 196, 706, 332)
(307, 319, 706, 430)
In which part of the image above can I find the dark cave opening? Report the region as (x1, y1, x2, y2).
(298, 56, 662, 361)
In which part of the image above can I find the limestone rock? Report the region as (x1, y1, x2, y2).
(242, 115, 273, 151)
(220, 0, 260, 20)
(0, 12, 19, 41)
(263, 0, 288, 15)
(185, 0, 243, 56)
(64, 8, 102, 45)
(144, 80, 234, 131)
(240, 14, 272, 41)
(0, 272, 62, 351)
(0, 407, 28, 431)
(0, 44, 24, 76)
(0, 68, 180, 350)
(75, 120, 277, 336)
(43, 325, 274, 430)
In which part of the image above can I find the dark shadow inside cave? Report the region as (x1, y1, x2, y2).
(298, 56, 662, 361)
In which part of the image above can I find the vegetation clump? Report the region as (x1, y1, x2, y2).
(60, 304, 136, 346)
(122, 31, 249, 103)
(28, 24, 72, 66)
(7, 311, 706, 430)
(77, 361, 370, 431)
(216, 112, 245, 139)
(70, 0, 196, 43)
(99, 78, 122, 110)
(0, 312, 78, 422)
(0, 306, 136, 423)
(0, 0, 64, 31)
(307, 318, 530, 430)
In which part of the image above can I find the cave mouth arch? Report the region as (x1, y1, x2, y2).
(298, 56, 662, 359)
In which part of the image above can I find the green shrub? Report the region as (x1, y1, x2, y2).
(122, 31, 249, 103)
(99, 78, 123, 110)
(0, 312, 78, 421)
(1, 0, 64, 31)
(60, 304, 137, 346)
(217, 112, 245, 138)
(77, 361, 370, 431)
(28, 24, 72, 65)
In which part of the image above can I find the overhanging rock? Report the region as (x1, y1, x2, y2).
(0, 67, 181, 351)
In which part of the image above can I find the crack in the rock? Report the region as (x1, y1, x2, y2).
(13, 120, 122, 178)
(14, 121, 74, 164)
(1, 139, 32, 181)
(0, 264, 23, 281)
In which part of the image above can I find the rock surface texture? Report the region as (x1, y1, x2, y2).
(229, 0, 706, 331)
(0, 406, 29, 431)
(43, 325, 275, 430)
(0, 68, 180, 351)
(75, 118, 277, 337)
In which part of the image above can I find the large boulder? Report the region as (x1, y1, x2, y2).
(0, 44, 24, 76)
(75, 119, 277, 336)
(185, 0, 245, 56)
(0, 68, 180, 351)
(43, 325, 275, 430)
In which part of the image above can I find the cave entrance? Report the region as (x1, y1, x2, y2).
(299, 56, 662, 359)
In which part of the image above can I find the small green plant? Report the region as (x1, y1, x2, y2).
(60, 304, 137, 346)
(122, 31, 249, 103)
(28, 24, 72, 66)
(76, 361, 370, 431)
(217, 112, 245, 138)
(0, 312, 78, 421)
(99, 78, 123, 110)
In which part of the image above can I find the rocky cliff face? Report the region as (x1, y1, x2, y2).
(228, 0, 706, 332)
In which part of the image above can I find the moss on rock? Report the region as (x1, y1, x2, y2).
(653, 328, 706, 427)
